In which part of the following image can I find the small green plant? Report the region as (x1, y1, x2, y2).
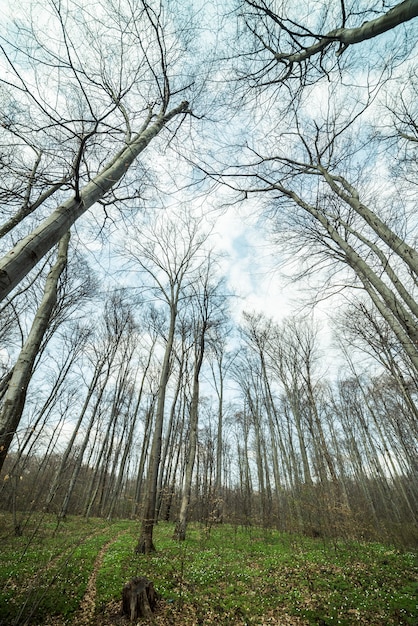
(0, 514, 416, 624)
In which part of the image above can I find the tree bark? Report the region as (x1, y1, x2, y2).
(0, 101, 189, 303)
(264, 0, 418, 63)
(174, 322, 206, 540)
(122, 577, 158, 621)
(136, 307, 177, 553)
(0, 231, 70, 473)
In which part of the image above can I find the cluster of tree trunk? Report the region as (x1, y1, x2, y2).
(0, 0, 417, 550)
(1, 299, 416, 546)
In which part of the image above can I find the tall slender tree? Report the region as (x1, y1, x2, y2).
(127, 212, 209, 553)
(174, 259, 226, 540)
(0, 232, 70, 472)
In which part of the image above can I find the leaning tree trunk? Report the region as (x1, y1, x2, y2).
(0, 101, 189, 303)
(0, 231, 70, 473)
(46, 352, 109, 508)
(58, 359, 116, 519)
(2, 348, 75, 506)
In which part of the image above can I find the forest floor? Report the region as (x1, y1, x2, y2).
(0, 513, 417, 625)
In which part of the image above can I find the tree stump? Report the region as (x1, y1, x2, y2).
(122, 577, 158, 621)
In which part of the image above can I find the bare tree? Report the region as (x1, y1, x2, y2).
(126, 212, 209, 553)
(336, 299, 418, 405)
(0, 323, 89, 503)
(0, 232, 70, 473)
(193, 0, 415, 385)
(208, 330, 236, 523)
(107, 317, 160, 520)
(59, 306, 136, 519)
(0, 0, 193, 301)
(46, 294, 132, 510)
(174, 258, 227, 540)
(239, 0, 418, 84)
(209, 69, 418, 374)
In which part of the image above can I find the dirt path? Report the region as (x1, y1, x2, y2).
(74, 532, 127, 626)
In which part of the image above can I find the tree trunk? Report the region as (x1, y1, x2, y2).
(155, 354, 185, 519)
(174, 333, 204, 540)
(213, 350, 226, 523)
(136, 306, 177, 553)
(272, 0, 418, 65)
(122, 577, 158, 621)
(0, 102, 189, 303)
(59, 357, 117, 518)
(47, 353, 108, 508)
(0, 232, 70, 473)
(131, 398, 155, 517)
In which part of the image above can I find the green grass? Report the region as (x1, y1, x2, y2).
(0, 513, 417, 625)
(0, 514, 131, 623)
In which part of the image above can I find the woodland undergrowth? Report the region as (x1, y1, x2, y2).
(0, 514, 417, 625)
